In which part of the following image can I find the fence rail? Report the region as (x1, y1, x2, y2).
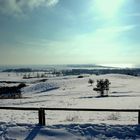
(0, 107, 140, 125)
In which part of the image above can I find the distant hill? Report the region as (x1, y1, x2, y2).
(65, 64, 114, 69)
(2, 68, 33, 72)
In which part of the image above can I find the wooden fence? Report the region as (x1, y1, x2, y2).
(0, 107, 140, 125)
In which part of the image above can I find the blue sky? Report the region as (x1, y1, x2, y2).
(0, 0, 140, 67)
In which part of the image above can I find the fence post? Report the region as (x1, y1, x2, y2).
(38, 108, 45, 126)
(42, 109, 46, 125)
(38, 108, 42, 125)
(138, 111, 140, 124)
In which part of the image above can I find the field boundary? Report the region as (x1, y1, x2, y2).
(0, 107, 140, 125)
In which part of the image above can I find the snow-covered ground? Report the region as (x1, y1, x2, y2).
(1, 122, 140, 140)
(0, 72, 140, 139)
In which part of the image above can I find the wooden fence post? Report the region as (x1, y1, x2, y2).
(42, 109, 46, 125)
(138, 111, 140, 124)
(38, 108, 42, 125)
(38, 108, 46, 125)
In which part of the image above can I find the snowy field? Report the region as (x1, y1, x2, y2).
(0, 72, 140, 139)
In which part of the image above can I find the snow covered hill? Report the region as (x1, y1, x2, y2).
(0, 73, 140, 139)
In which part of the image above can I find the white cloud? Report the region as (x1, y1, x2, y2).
(98, 25, 136, 33)
(0, 0, 59, 16)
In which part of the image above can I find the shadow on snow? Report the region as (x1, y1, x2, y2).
(23, 123, 140, 140)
